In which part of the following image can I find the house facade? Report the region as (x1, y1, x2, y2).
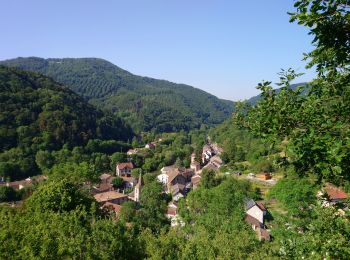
(116, 162, 134, 177)
(244, 199, 270, 241)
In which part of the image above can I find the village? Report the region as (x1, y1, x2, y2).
(1, 138, 348, 243)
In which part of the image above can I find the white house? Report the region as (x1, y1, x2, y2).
(245, 199, 267, 224)
(157, 173, 169, 185)
(116, 162, 134, 177)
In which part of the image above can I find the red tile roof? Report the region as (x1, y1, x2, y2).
(103, 202, 123, 214)
(167, 207, 177, 216)
(325, 184, 348, 200)
(117, 162, 134, 170)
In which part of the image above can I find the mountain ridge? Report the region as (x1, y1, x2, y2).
(0, 57, 235, 133)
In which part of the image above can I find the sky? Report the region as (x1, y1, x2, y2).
(0, 0, 315, 101)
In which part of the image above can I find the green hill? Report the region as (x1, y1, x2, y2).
(0, 57, 235, 132)
(0, 65, 133, 150)
(0, 66, 133, 179)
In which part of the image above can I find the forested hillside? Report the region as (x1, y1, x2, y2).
(0, 57, 235, 132)
(0, 66, 133, 180)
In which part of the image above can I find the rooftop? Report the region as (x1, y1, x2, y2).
(100, 173, 112, 181)
(103, 202, 123, 213)
(325, 184, 348, 200)
(94, 191, 128, 203)
(117, 162, 134, 170)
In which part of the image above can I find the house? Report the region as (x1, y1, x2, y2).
(181, 168, 195, 182)
(121, 176, 137, 189)
(157, 172, 170, 185)
(324, 184, 348, 204)
(202, 145, 213, 163)
(209, 155, 222, 168)
(245, 214, 264, 230)
(167, 170, 186, 192)
(246, 213, 271, 241)
(170, 183, 186, 201)
(191, 175, 201, 189)
(166, 202, 184, 227)
(92, 173, 114, 194)
(157, 168, 187, 192)
(157, 166, 177, 184)
(116, 162, 134, 177)
(160, 165, 177, 176)
(257, 172, 272, 180)
(7, 178, 33, 190)
(6, 180, 31, 190)
(244, 199, 270, 242)
(202, 163, 218, 172)
(190, 161, 201, 173)
(3, 175, 48, 191)
(100, 173, 112, 183)
(166, 202, 178, 224)
(257, 227, 271, 241)
(103, 202, 123, 217)
(211, 143, 224, 155)
(245, 199, 267, 224)
(94, 191, 129, 205)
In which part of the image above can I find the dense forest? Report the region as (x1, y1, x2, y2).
(0, 57, 235, 132)
(0, 66, 133, 180)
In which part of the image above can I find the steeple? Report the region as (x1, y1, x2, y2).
(134, 172, 143, 202)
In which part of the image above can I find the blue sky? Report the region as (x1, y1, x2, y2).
(0, 0, 315, 100)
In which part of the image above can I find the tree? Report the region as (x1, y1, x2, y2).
(142, 158, 159, 173)
(200, 169, 219, 189)
(278, 206, 350, 259)
(25, 179, 98, 213)
(136, 181, 169, 233)
(131, 168, 142, 179)
(112, 176, 124, 189)
(49, 162, 98, 183)
(119, 201, 137, 223)
(110, 152, 126, 172)
(35, 150, 54, 171)
(130, 154, 144, 168)
(175, 157, 183, 168)
(289, 0, 350, 75)
(0, 186, 18, 202)
(0, 162, 22, 181)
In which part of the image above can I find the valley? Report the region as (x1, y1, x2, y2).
(1, 0, 350, 258)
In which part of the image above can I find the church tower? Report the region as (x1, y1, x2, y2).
(134, 173, 143, 202)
